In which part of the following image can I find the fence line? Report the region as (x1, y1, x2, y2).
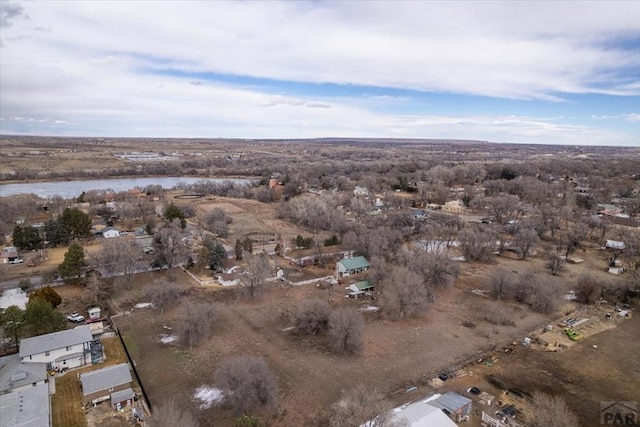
(109, 316, 153, 412)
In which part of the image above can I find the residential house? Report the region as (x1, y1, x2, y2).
(353, 186, 369, 197)
(0, 246, 19, 264)
(336, 256, 370, 278)
(347, 280, 374, 299)
(0, 354, 50, 427)
(427, 392, 473, 421)
(19, 325, 94, 371)
(390, 400, 458, 427)
(101, 226, 121, 238)
(80, 363, 132, 405)
(442, 200, 465, 214)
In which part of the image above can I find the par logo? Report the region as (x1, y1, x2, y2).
(601, 401, 637, 426)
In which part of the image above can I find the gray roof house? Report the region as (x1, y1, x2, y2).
(0, 354, 50, 427)
(19, 325, 94, 370)
(80, 363, 132, 403)
(391, 400, 457, 427)
(428, 392, 472, 419)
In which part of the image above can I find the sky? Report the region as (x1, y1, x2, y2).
(0, 1, 639, 146)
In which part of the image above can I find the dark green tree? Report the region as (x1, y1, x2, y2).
(164, 203, 186, 229)
(235, 239, 243, 261)
(44, 219, 70, 247)
(29, 286, 63, 308)
(0, 305, 26, 346)
(204, 238, 227, 272)
(59, 207, 92, 239)
(12, 226, 42, 250)
(58, 243, 85, 279)
(274, 242, 282, 256)
(25, 298, 66, 335)
(243, 237, 253, 254)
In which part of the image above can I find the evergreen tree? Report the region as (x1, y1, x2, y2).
(243, 237, 253, 254)
(25, 298, 66, 335)
(29, 286, 62, 308)
(58, 243, 85, 279)
(0, 305, 25, 346)
(59, 207, 92, 239)
(235, 239, 243, 261)
(164, 203, 186, 228)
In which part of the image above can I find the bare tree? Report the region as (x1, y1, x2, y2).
(513, 227, 540, 260)
(155, 219, 190, 280)
(330, 384, 399, 427)
(177, 302, 217, 349)
(145, 280, 182, 313)
(328, 307, 365, 355)
(83, 274, 109, 306)
(528, 276, 561, 314)
(485, 194, 524, 224)
(203, 207, 232, 238)
(458, 225, 497, 262)
(574, 273, 601, 304)
(242, 255, 271, 299)
(295, 299, 331, 335)
(411, 252, 459, 300)
(488, 268, 515, 299)
(545, 249, 566, 276)
(215, 355, 278, 415)
(529, 392, 579, 427)
(90, 238, 142, 281)
(381, 267, 429, 319)
(150, 397, 199, 427)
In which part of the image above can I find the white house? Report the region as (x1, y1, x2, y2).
(19, 325, 94, 371)
(353, 186, 369, 197)
(389, 401, 458, 427)
(102, 226, 121, 238)
(336, 256, 370, 277)
(442, 200, 465, 214)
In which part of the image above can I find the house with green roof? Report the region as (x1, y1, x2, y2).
(336, 256, 370, 277)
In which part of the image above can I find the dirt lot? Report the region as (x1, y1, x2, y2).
(110, 266, 554, 426)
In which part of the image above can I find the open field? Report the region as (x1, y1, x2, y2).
(110, 266, 554, 426)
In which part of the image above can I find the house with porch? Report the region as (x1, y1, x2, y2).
(19, 325, 95, 371)
(335, 256, 370, 278)
(1, 246, 19, 264)
(80, 363, 133, 406)
(346, 280, 375, 299)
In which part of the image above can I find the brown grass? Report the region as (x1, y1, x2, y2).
(51, 337, 129, 427)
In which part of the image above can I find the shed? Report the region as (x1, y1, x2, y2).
(391, 401, 457, 427)
(427, 392, 472, 419)
(605, 240, 625, 250)
(348, 280, 374, 293)
(111, 387, 134, 410)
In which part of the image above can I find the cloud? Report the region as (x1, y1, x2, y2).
(0, 1, 27, 27)
(0, 1, 638, 144)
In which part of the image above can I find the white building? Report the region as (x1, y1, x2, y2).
(19, 325, 94, 371)
(0, 354, 50, 427)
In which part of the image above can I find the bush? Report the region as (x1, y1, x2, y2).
(295, 299, 331, 335)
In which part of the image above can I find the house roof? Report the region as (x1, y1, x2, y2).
(353, 280, 374, 292)
(19, 325, 92, 358)
(0, 381, 50, 427)
(0, 354, 47, 393)
(428, 392, 472, 414)
(338, 256, 370, 271)
(391, 401, 457, 427)
(605, 240, 626, 250)
(111, 387, 134, 403)
(80, 363, 132, 396)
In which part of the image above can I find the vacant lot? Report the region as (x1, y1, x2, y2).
(111, 265, 553, 426)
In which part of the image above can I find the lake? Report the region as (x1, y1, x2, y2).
(0, 177, 254, 198)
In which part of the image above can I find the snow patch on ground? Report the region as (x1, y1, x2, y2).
(360, 305, 380, 312)
(134, 302, 153, 309)
(193, 386, 224, 409)
(282, 326, 295, 332)
(159, 334, 178, 344)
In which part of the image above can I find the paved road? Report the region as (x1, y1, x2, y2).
(0, 276, 45, 291)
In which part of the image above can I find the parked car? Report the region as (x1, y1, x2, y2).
(67, 312, 85, 323)
(9, 258, 24, 264)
